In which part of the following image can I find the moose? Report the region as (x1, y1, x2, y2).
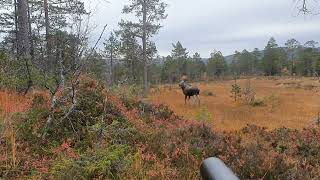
(179, 79, 200, 105)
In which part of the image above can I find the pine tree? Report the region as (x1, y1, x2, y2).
(118, 24, 142, 83)
(298, 40, 319, 76)
(262, 37, 279, 76)
(192, 52, 206, 80)
(103, 32, 120, 85)
(207, 50, 227, 78)
(252, 48, 262, 74)
(285, 39, 300, 75)
(161, 55, 179, 83)
(121, 0, 168, 94)
(171, 41, 188, 77)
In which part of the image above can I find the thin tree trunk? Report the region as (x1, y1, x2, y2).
(44, 0, 51, 69)
(291, 53, 294, 76)
(132, 58, 135, 82)
(27, 0, 34, 62)
(17, 0, 32, 94)
(14, 0, 19, 59)
(110, 47, 113, 85)
(142, 0, 148, 95)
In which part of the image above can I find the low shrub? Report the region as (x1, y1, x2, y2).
(249, 98, 265, 107)
(16, 108, 49, 150)
(195, 106, 213, 123)
(2, 77, 320, 179)
(50, 145, 132, 179)
(202, 90, 215, 96)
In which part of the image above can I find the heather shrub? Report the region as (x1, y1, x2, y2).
(42, 77, 107, 147)
(0, 113, 4, 135)
(16, 108, 49, 150)
(31, 93, 48, 109)
(104, 119, 143, 147)
(50, 145, 132, 179)
(150, 104, 174, 120)
(3, 76, 320, 179)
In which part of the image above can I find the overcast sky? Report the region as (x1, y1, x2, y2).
(85, 0, 320, 57)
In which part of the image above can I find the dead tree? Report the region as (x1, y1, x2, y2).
(296, 0, 320, 14)
(42, 20, 108, 136)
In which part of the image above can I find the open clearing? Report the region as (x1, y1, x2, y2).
(148, 77, 320, 131)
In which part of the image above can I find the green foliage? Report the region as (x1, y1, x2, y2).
(0, 113, 4, 137)
(45, 79, 106, 147)
(207, 50, 227, 78)
(297, 44, 319, 76)
(315, 56, 320, 76)
(103, 32, 121, 85)
(0, 52, 28, 90)
(185, 53, 206, 81)
(172, 41, 189, 76)
(31, 94, 48, 108)
(161, 55, 179, 83)
(16, 108, 49, 152)
(161, 51, 206, 83)
(50, 145, 132, 179)
(84, 51, 108, 82)
(154, 105, 174, 120)
(195, 106, 213, 123)
(231, 50, 257, 75)
(231, 84, 241, 102)
(231, 76, 241, 102)
(262, 37, 281, 76)
(3, 84, 320, 179)
(243, 79, 260, 106)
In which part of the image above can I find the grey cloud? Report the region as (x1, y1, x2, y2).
(84, 0, 320, 57)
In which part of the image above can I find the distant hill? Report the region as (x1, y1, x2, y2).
(201, 58, 208, 64)
(224, 54, 235, 64)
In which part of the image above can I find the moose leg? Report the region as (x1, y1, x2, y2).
(196, 95, 201, 106)
(185, 95, 187, 104)
(192, 95, 196, 105)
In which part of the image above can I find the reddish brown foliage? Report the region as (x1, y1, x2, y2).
(0, 90, 32, 114)
(52, 139, 80, 160)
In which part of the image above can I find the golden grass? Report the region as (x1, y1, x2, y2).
(0, 90, 33, 169)
(148, 77, 320, 131)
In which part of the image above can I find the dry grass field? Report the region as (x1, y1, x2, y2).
(148, 77, 320, 131)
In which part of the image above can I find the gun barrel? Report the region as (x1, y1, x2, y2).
(200, 157, 239, 180)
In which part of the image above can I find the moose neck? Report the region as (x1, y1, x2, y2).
(180, 81, 187, 91)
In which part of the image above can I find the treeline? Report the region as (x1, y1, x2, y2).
(88, 37, 320, 85)
(1, 1, 320, 90)
(0, 0, 167, 93)
(230, 38, 320, 77)
(159, 38, 320, 82)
